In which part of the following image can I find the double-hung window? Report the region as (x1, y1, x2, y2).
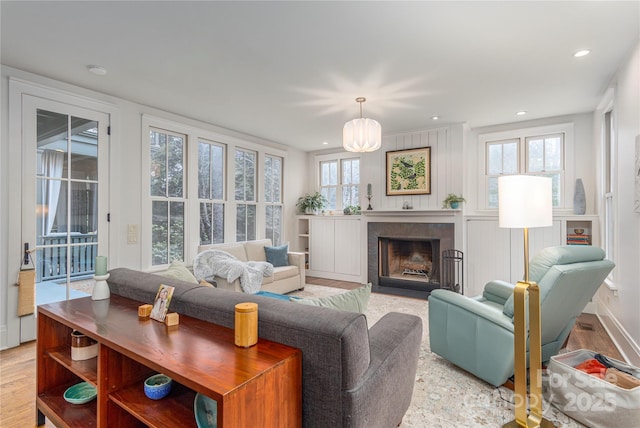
(485, 132, 564, 208)
(198, 139, 225, 245)
(149, 128, 186, 265)
(235, 148, 257, 241)
(264, 155, 283, 244)
(319, 156, 360, 211)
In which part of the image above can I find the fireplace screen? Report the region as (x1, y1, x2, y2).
(378, 237, 440, 288)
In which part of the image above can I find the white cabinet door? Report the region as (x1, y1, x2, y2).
(309, 217, 335, 272)
(334, 219, 361, 276)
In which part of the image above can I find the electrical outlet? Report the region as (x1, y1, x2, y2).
(127, 224, 138, 244)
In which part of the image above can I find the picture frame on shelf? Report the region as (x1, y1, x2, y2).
(386, 147, 431, 196)
(150, 284, 175, 322)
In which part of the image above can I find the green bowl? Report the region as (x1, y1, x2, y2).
(63, 382, 97, 404)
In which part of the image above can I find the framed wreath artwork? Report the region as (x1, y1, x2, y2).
(386, 147, 431, 196)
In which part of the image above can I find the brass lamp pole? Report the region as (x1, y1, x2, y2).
(499, 175, 555, 428)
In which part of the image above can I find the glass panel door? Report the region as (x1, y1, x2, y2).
(35, 110, 100, 302)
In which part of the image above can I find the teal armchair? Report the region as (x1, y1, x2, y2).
(428, 246, 615, 387)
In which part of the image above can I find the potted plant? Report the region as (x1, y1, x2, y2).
(296, 191, 328, 215)
(442, 193, 465, 209)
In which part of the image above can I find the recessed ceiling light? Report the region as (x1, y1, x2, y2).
(574, 50, 591, 58)
(87, 65, 107, 75)
(322, 141, 329, 145)
(516, 111, 527, 116)
(431, 116, 440, 120)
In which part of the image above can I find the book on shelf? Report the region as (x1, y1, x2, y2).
(567, 234, 591, 245)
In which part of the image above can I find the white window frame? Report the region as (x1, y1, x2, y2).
(602, 106, 616, 287)
(198, 138, 226, 246)
(478, 123, 574, 211)
(315, 152, 361, 212)
(234, 147, 258, 242)
(142, 115, 290, 269)
(148, 126, 187, 266)
(264, 154, 284, 245)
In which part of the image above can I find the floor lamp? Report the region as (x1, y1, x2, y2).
(498, 175, 555, 428)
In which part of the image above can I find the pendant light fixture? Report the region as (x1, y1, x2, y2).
(343, 97, 382, 152)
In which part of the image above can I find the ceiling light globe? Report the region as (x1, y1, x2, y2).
(343, 118, 382, 152)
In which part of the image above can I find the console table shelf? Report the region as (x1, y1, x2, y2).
(36, 295, 302, 428)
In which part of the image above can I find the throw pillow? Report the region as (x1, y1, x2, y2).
(157, 261, 199, 284)
(199, 279, 215, 287)
(264, 244, 289, 267)
(291, 283, 372, 313)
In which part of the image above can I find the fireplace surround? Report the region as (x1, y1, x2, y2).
(368, 222, 455, 299)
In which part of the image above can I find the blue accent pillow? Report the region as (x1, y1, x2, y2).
(264, 244, 289, 267)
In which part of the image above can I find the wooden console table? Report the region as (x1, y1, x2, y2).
(36, 295, 302, 427)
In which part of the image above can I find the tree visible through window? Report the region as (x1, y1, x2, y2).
(235, 149, 256, 241)
(199, 140, 225, 245)
(150, 128, 185, 265)
(319, 157, 360, 211)
(264, 155, 283, 244)
(486, 134, 564, 208)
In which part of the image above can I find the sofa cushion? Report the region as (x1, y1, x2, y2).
(156, 261, 198, 284)
(265, 244, 289, 267)
(291, 283, 371, 313)
(273, 265, 299, 281)
(245, 239, 272, 262)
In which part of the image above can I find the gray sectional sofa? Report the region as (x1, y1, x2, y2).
(107, 267, 422, 428)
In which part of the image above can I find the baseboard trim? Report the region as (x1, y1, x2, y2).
(596, 297, 640, 366)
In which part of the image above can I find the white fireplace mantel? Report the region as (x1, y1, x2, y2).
(361, 209, 461, 218)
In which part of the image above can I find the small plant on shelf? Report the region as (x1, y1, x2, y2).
(442, 193, 465, 209)
(296, 191, 328, 215)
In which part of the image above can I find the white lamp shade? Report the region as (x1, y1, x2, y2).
(343, 118, 382, 152)
(498, 175, 553, 228)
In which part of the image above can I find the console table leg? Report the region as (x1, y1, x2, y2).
(36, 409, 45, 426)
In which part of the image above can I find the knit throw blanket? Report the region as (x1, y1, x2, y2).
(193, 249, 274, 294)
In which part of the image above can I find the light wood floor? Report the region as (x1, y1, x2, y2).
(1, 278, 623, 428)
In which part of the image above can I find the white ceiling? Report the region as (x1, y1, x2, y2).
(2, 1, 638, 152)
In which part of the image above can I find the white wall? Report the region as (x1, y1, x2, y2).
(305, 124, 465, 212)
(465, 112, 595, 215)
(594, 42, 640, 365)
(0, 66, 307, 349)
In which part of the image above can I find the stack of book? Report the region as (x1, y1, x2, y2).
(567, 234, 591, 245)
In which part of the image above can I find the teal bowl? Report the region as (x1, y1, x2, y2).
(144, 374, 172, 400)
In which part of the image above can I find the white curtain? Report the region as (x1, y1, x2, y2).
(40, 150, 65, 235)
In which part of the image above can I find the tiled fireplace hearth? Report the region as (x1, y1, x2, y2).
(367, 221, 455, 299)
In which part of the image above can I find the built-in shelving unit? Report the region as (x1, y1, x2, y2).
(297, 216, 310, 269)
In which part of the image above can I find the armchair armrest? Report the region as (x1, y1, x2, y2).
(482, 280, 515, 306)
(430, 289, 514, 331)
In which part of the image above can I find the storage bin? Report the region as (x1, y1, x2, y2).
(546, 349, 640, 428)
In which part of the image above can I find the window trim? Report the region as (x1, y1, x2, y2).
(315, 151, 361, 212)
(478, 123, 575, 211)
(264, 154, 284, 244)
(198, 138, 226, 245)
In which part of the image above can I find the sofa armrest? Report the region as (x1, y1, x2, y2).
(482, 280, 515, 305)
(343, 312, 422, 427)
(287, 251, 306, 288)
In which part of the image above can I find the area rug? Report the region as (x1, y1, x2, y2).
(292, 284, 585, 428)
